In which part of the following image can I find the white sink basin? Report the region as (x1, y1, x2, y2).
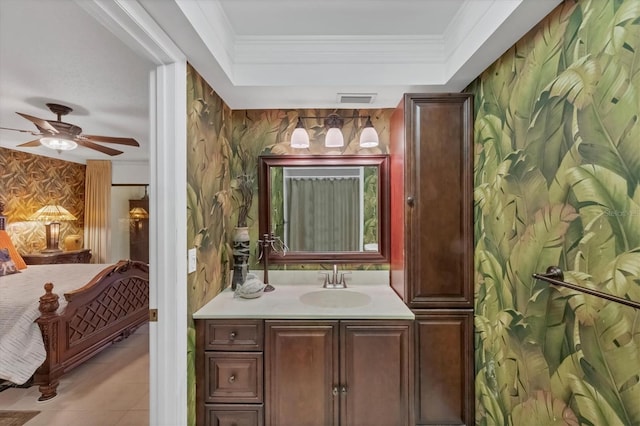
(299, 290, 372, 308)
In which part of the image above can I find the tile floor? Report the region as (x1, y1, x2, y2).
(0, 323, 149, 426)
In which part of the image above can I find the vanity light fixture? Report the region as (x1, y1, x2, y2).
(290, 114, 379, 149)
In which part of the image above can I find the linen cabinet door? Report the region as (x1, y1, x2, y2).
(340, 321, 413, 426)
(405, 94, 473, 308)
(414, 310, 474, 425)
(265, 321, 339, 426)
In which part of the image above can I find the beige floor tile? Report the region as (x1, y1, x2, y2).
(25, 409, 129, 426)
(1, 325, 149, 422)
(114, 409, 149, 426)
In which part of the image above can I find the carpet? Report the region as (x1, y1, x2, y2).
(0, 411, 40, 426)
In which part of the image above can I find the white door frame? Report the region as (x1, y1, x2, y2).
(76, 1, 188, 424)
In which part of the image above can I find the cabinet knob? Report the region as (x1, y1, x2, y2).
(332, 386, 338, 396)
(228, 375, 236, 383)
(341, 385, 347, 394)
(229, 331, 237, 340)
(406, 196, 415, 207)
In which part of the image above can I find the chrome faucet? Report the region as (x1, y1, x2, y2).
(320, 264, 349, 289)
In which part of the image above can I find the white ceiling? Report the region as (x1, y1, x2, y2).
(0, 0, 561, 164)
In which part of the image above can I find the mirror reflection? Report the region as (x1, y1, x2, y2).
(270, 165, 378, 252)
(258, 155, 390, 264)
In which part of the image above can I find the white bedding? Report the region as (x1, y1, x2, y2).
(0, 263, 112, 384)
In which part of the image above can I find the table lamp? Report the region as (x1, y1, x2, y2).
(28, 204, 78, 253)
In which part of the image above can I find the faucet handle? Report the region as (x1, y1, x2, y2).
(318, 272, 330, 288)
(338, 272, 351, 287)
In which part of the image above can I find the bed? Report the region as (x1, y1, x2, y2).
(0, 210, 149, 401)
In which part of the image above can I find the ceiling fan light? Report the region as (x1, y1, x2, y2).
(290, 118, 310, 148)
(40, 137, 77, 151)
(359, 116, 379, 148)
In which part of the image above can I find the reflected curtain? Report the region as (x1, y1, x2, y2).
(84, 160, 111, 263)
(287, 177, 359, 251)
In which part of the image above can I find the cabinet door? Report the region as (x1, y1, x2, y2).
(405, 94, 473, 308)
(415, 310, 474, 425)
(340, 321, 413, 426)
(265, 321, 339, 426)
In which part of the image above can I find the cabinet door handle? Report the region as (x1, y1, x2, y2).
(228, 375, 236, 383)
(332, 386, 338, 396)
(341, 385, 347, 394)
(406, 196, 415, 207)
(229, 331, 237, 340)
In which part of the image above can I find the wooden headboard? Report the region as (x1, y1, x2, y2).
(0, 202, 5, 231)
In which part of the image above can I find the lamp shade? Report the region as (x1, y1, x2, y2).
(359, 116, 379, 148)
(290, 117, 310, 148)
(129, 207, 149, 219)
(28, 205, 77, 222)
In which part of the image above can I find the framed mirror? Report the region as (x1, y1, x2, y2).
(258, 154, 390, 264)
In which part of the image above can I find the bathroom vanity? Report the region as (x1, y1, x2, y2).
(194, 277, 414, 426)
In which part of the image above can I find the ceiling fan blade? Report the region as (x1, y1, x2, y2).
(16, 112, 58, 134)
(17, 139, 43, 147)
(0, 126, 43, 135)
(76, 139, 123, 156)
(81, 135, 139, 146)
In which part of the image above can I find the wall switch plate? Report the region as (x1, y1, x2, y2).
(188, 248, 197, 274)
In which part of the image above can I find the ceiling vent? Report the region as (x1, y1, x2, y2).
(337, 93, 377, 104)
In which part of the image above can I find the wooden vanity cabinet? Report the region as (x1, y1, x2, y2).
(265, 320, 413, 426)
(414, 310, 474, 425)
(390, 93, 475, 425)
(196, 319, 264, 426)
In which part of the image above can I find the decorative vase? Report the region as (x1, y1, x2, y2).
(231, 227, 250, 289)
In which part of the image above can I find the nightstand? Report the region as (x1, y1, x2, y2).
(21, 249, 92, 265)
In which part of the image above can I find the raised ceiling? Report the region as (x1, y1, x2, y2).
(0, 0, 561, 163)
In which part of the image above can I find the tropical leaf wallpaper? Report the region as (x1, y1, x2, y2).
(0, 147, 85, 253)
(469, 0, 640, 424)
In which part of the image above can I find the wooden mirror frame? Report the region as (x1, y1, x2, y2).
(258, 154, 390, 264)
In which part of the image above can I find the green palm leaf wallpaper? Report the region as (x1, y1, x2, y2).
(469, 0, 640, 424)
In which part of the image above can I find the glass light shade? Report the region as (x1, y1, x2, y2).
(28, 205, 78, 223)
(324, 127, 344, 147)
(290, 118, 310, 148)
(40, 137, 78, 151)
(359, 117, 379, 148)
(129, 207, 149, 219)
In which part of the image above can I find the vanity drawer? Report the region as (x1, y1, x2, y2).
(204, 320, 264, 351)
(206, 404, 264, 426)
(205, 352, 263, 404)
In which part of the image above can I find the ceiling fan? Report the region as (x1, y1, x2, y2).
(0, 103, 139, 156)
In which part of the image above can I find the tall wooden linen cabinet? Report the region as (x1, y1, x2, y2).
(390, 93, 474, 425)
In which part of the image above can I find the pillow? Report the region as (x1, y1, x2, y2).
(0, 230, 27, 270)
(0, 248, 20, 276)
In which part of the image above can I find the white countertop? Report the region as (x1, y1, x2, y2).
(193, 270, 414, 320)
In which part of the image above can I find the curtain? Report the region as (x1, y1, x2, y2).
(287, 177, 359, 251)
(84, 160, 111, 263)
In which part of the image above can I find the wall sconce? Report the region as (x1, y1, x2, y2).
(129, 207, 149, 231)
(28, 204, 78, 253)
(290, 114, 379, 149)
